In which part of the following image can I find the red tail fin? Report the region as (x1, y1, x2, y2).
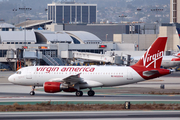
(134, 37, 167, 69)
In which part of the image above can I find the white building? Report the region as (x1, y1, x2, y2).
(48, 2, 97, 24)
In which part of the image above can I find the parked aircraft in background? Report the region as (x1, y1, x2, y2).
(8, 37, 170, 97)
(131, 54, 180, 68)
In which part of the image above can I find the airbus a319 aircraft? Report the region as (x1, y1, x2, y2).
(8, 37, 170, 97)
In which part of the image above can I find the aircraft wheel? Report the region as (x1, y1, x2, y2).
(30, 91, 35, 96)
(76, 91, 83, 96)
(88, 90, 95, 96)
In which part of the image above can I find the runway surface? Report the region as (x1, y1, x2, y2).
(0, 71, 180, 103)
(0, 111, 180, 119)
(0, 84, 180, 104)
(0, 71, 180, 119)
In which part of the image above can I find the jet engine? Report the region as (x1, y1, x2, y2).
(44, 82, 68, 93)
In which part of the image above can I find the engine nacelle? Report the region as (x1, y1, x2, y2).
(44, 82, 68, 93)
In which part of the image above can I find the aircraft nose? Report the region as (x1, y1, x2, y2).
(8, 75, 14, 83)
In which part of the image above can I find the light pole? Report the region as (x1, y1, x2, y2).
(19, 7, 32, 46)
(45, 8, 48, 18)
(0, 19, 5, 31)
(44, 8, 48, 29)
(119, 15, 127, 43)
(19, 7, 32, 67)
(106, 34, 108, 41)
(137, 8, 142, 51)
(151, 8, 163, 38)
(119, 15, 127, 24)
(12, 8, 17, 25)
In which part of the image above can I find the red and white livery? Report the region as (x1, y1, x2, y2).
(8, 37, 170, 96)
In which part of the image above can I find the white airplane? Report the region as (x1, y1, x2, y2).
(131, 54, 180, 68)
(8, 37, 170, 97)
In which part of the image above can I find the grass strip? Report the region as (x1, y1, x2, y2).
(0, 101, 180, 112)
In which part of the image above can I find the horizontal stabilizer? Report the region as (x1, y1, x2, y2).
(143, 70, 159, 77)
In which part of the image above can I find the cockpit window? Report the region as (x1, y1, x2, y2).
(16, 71, 21, 74)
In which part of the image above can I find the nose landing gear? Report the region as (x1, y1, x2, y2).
(30, 86, 35, 96)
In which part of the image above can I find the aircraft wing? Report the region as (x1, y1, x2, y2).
(48, 73, 85, 85)
(48, 78, 64, 82)
(143, 70, 159, 77)
(63, 74, 103, 88)
(63, 73, 85, 84)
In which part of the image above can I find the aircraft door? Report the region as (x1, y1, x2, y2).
(127, 68, 133, 80)
(26, 68, 32, 79)
(35, 69, 43, 86)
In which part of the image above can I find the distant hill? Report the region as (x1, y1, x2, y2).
(76, 0, 169, 8)
(0, 0, 170, 24)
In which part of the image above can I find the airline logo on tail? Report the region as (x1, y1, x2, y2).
(133, 37, 167, 69)
(141, 48, 164, 68)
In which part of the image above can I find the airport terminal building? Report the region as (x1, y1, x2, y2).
(0, 23, 137, 70)
(1, 21, 180, 71)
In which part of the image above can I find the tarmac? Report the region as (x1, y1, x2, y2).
(0, 111, 180, 120)
(0, 71, 180, 103)
(0, 71, 180, 119)
(0, 71, 180, 94)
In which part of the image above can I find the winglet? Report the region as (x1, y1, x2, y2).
(133, 37, 167, 69)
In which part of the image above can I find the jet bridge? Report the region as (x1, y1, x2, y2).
(71, 51, 131, 66)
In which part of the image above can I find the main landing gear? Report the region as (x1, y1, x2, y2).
(76, 91, 83, 96)
(30, 86, 35, 96)
(87, 90, 95, 96)
(75, 89, 95, 97)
